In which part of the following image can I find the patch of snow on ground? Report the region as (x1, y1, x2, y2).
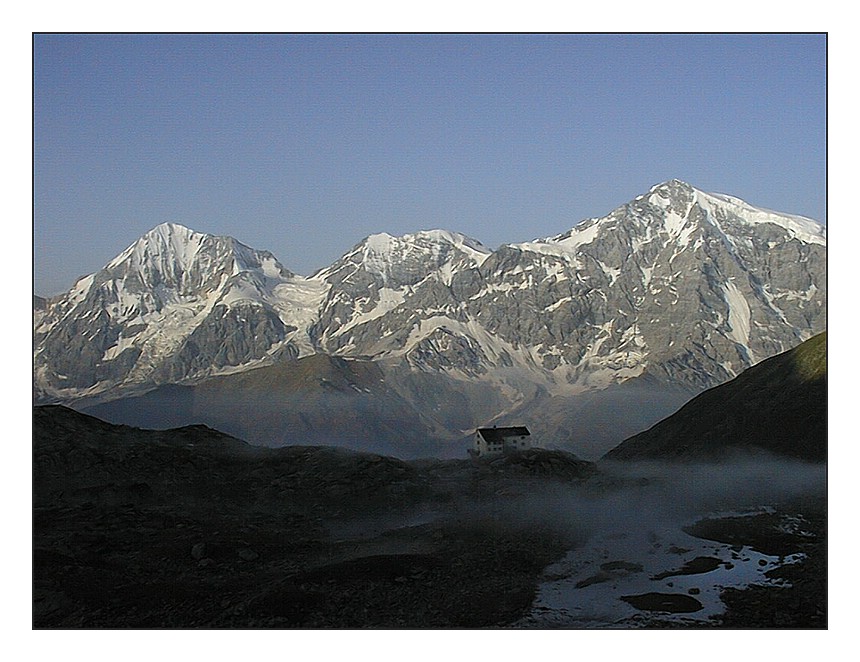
(509, 220, 604, 264)
(543, 296, 573, 313)
(542, 260, 569, 283)
(640, 265, 654, 288)
(663, 210, 687, 236)
(776, 284, 819, 303)
(333, 286, 407, 337)
(598, 260, 621, 286)
(552, 220, 602, 252)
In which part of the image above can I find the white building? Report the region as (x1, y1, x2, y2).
(470, 426, 532, 458)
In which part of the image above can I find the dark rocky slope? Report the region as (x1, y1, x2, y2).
(604, 332, 826, 462)
(33, 406, 591, 628)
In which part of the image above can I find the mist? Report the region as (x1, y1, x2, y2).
(321, 454, 826, 561)
(433, 455, 827, 627)
(77, 360, 704, 462)
(458, 456, 825, 539)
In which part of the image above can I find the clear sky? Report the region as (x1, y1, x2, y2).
(33, 33, 826, 295)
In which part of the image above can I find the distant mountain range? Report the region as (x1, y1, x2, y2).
(34, 179, 826, 458)
(605, 332, 826, 462)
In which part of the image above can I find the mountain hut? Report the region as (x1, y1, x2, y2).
(470, 426, 532, 458)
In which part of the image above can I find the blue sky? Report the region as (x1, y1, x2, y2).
(33, 33, 826, 295)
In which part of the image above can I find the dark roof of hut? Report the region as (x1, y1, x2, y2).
(476, 427, 531, 443)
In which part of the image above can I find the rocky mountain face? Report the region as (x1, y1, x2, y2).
(604, 332, 827, 462)
(306, 180, 825, 393)
(34, 223, 326, 396)
(34, 180, 826, 456)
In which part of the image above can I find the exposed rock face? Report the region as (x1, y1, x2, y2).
(156, 303, 298, 382)
(309, 229, 491, 357)
(304, 179, 825, 396)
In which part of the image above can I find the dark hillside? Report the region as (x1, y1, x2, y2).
(33, 406, 583, 628)
(33, 404, 825, 628)
(604, 332, 826, 462)
(81, 354, 457, 458)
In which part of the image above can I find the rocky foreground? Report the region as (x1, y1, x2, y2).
(33, 406, 825, 628)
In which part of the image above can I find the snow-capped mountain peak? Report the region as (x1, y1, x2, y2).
(640, 179, 825, 244)
(109, 223, 210, 272)
(506, 179, 825, 265)
(315, 228, 490, 286)
(693, 189, 826, 246)
(35, 182, 826, 412)
(34, 223, 316, 396)
(106, 222, 294, 292)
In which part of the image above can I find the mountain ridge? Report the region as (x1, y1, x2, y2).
(34, 179, 826, 456)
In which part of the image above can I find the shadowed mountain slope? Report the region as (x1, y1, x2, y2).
(81, 354, 462, 459)
(604, 332, 826, 462)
